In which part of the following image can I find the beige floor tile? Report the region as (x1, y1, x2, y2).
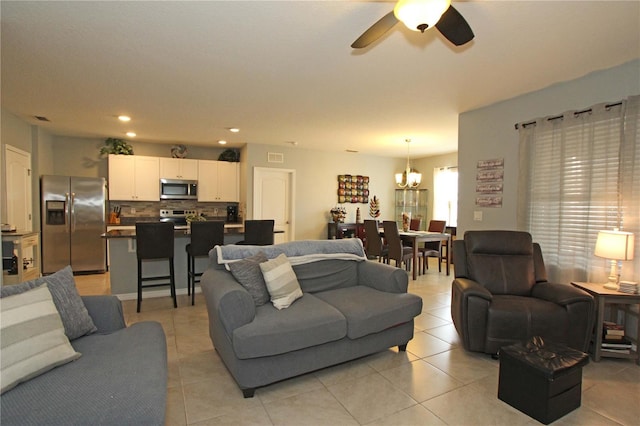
(406, 331, 453, 358)
(424, 347, 497, 384)
(425, 306, 451, 321)
(422, 383, 533, 426)
(182, 376, 265, 424)
(424, 323, 461, 346)
(190, 405, 273, 425)
(379, 359, 464, 403)
(364, 347, 419, 373)
(582, 365, 640, 425)
(178, 350, 230, 385)
(365, 404, 447, 426)
(314, 357, 377, 387)
(256, 373, 326, 404)
(263, 387, 359, 426)
(327, 373, 417, 424)
(413, 312, 450, 331)
(165, 386, 187, 426)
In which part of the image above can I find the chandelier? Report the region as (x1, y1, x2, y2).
(395, 139, 422, 188)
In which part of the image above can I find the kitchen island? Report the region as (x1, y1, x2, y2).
(103, 226, 245, 297)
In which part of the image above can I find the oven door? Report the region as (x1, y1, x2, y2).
(160, 179, 198, 200)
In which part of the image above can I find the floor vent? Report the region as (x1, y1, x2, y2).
(268, 152, 284, 163)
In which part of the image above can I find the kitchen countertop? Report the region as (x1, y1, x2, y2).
(102, 227, 244, 239)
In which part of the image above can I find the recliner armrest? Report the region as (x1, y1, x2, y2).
(452, 278, 493, 301)
(531, 282, 593, 306)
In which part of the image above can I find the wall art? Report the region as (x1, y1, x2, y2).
(475, 158, 504, 208)
(337, 175, 369, 204)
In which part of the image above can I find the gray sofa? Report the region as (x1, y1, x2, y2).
(201, 240, 423, 397)
(0, 295, 167, 425)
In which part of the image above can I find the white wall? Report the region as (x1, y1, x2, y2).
(244, 143, 405, 240)
(457, 59, 640, 236)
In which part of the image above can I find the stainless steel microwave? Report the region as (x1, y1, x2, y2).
(160, 179, 198, 200)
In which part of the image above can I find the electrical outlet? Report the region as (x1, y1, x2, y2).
(474, 211, 483, 221)
(130, 207, 136, 214)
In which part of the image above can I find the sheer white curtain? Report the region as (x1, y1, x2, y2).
(433, 167, 458, 227)
(517, 96, 639, 283)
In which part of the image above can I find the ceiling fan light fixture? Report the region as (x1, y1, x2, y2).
(394, 0, 451, 32)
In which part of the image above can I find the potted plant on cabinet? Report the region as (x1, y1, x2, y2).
(99, 138, 134, 156)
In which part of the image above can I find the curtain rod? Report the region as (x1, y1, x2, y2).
(514, 101, 623, 130)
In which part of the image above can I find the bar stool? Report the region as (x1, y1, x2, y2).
(135, 222, 176, 313)
(237, 220, 275, 245)
(186, 220, 224, 305)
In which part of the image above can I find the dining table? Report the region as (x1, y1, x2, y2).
(398, 231, 451, 280)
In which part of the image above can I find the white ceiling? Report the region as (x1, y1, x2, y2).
(2, 1, 639, 158)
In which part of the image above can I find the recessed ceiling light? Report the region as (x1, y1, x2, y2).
(228, 128, 240, 133)
(218, 140, 227, 145)
(126, 132, 136, 137)
(346, 149, 359, 153)
(285, 141, 298, 146)
(118, 115, 131, 122)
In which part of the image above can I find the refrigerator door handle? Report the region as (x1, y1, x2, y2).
(65, 192, 71, 233)
(70, 192, 76, 233)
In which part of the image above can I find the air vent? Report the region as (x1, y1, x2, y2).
(267, 152, 284, 163)
(34, 116, 50, 122)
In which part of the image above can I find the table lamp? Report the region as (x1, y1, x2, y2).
(594, 229, 635, 290)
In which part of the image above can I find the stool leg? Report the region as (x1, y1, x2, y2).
(191, 256, 196, 306)
(169, 258, 177, 308)
(137, 259, 142, 313)
(186, 253, 192, 296)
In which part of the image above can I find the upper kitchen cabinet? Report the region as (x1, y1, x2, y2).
(198, 160, 239, 202)
(108, 155, 160, 201)
(159, 158, 198, 180)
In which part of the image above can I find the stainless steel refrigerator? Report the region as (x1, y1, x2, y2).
(41, 176, 107, 274)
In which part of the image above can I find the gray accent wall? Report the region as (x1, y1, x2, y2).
(458, 59, 640, 236)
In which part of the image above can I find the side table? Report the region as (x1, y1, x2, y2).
(571, 282, 639, 365)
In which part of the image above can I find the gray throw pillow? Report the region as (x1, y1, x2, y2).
(228, 252, 270, 306)
(260, 253, 303, 310)
(0, 265, 97, 340)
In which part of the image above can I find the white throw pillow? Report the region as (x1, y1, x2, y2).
(259, 253, 303, 310)
(0, 285, 81, 394)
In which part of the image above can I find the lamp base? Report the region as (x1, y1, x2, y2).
(603, 282, 619, 290)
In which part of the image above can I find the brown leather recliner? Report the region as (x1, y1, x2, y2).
(451, 231, 595, 355)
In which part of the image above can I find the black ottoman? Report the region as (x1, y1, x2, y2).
(498, 336, 589, 424)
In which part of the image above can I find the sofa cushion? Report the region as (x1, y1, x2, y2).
(260, 254, 303, 309)
(315, 286, 423, 339)
(0, 321, 167, 426)
(486, 295, 569, 347)
(0, 266, 97, 340)
(292, 259, 359, 293)
(233, 293, 346, 359)
(229, 252, 270, 306)
(0, 285, 81, 395)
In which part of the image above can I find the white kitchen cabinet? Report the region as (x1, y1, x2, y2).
(197, 160, 239, 202)
(159, 158, 198, 180)
(108, 155, 160, 201)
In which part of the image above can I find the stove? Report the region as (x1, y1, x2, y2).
(159, 209, 197, 229)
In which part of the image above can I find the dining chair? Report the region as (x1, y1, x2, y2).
(382, 220, 413, 271)
(410, 217, 422, 231)
(363, 219, 388, 262)
(237, 220, 275, 245)
(186, 220, 225, 305)
(420, 220, 446, 273)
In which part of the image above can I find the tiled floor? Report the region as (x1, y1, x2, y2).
(75, 266, 640, 426)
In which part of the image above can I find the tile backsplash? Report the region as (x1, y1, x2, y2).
(108, 200, 241, 222)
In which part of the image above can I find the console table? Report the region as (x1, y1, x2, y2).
(571, 281, 639, 365)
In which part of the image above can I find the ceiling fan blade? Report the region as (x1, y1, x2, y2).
(351, 11, 398, 49)
(435, 5, 474, 46)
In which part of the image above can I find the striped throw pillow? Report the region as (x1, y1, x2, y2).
(0, 284, 81, 394)
(259, 254, 303, 310)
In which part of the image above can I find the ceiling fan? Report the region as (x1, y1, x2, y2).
(351, 0, 474, 49)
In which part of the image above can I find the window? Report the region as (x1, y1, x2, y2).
(433, 167, 458, 227)
(517, 96, 639, 283)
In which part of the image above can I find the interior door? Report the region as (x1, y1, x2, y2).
(4, 145, 32, 232)
(253, 167, 295, 243)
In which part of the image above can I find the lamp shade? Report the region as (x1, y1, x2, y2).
(594, 230, 635, 261)
(394, 0, 451, 31)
